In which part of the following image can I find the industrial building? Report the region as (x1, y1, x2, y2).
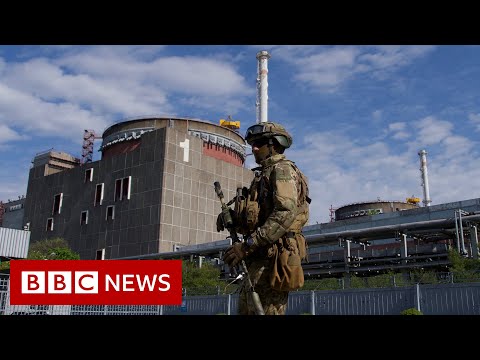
(0, 198, 30, 261)
(23, 116, 253, 260)
(0, 197, 26, 230)
(107, 195, 479, 280)
(303, 197, 480, 278)
(333, 198, 420, 221)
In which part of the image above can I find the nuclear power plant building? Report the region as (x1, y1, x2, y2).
(23, 116, 253, 260)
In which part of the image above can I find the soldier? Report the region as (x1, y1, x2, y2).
(219, 122, 311, 315)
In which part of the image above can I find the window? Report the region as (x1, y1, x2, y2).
(95, 183, 104, 206)
(122, 176, 131, 200)
(106, 205, 115, 220)
(96, 248, 105, 260)
(114, 179, 122, 201)
(46, 218, 54, 231)
(114, 176, 132, 202)
(53, 193, 63, 215)
(84, 168, 93, 183)
(80, 210, 89, 225)
(9, 203, 23, 211)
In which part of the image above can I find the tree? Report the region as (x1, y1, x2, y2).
(447, 248, 480, 282)
(0, 237, 80, 270)
(182, 260, 223, 295)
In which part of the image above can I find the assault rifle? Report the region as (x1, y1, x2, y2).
(213, 181, 264, 315)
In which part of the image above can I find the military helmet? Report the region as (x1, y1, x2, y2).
(245, 122, 293, 148)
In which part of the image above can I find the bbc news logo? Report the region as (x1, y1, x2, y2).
(9, 260, 182, 305)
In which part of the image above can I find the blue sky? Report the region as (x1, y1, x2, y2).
(1, 45, 480, 224)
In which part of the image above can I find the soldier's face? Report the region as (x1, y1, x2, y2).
(252, 139, 270, 164)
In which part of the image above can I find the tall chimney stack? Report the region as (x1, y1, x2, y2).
(256, 50, 271, 124)
(418, 149, 432, 207)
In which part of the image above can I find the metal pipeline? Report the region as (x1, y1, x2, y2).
(305, 214, 480, 245)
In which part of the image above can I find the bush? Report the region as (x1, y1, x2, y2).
(302, 277, 343, 291)
(400, 307, 423, 315)
(28, 237, 80, 260)
(182, 261, 223, 295)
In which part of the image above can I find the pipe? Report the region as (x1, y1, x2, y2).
(459, 210, 467, 255)
(305, 214, 480, 245)
(400, 233, 408, 263)
(256, 50, 271, 124)
(454, 210, 461, 253)
(470, 225, 479, 259)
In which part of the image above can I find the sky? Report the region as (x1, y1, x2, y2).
(1, 45, 480, 225)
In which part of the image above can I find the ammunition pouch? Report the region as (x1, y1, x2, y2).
(232, 186, 259, 235)
(269, 232, 306, 292)
(245, 199, 260, 233)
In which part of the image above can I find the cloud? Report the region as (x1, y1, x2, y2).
(56, 48, 252, 97)
(359, 45, 436, 70)
(265, 45, 437, 93)
(0, 82, 109, 143)
(0, 46, 254, 147)
(469, 112, 480, 131)
(0, 124, 28, 144)
(388, 122, 405, 131)
(372, 109, 382, 121)
(289, 47, 358, 92)
(411, 116, 453, 147)
(386, 122, 410, 140)
(3, 58, 167, 117)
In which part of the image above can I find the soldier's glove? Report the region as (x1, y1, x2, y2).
(223, 242, 247, 268)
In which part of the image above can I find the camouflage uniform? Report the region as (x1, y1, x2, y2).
(239, 258, 288, 315)
(236, 124, 310, 315)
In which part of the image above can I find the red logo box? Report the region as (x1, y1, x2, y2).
(9, 260, 182, 305)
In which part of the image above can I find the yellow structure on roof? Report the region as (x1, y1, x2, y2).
(220, 115, 240, 130)
(406, 196, 421, 204)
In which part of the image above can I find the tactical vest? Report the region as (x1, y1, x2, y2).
(234, 159, 311, 258)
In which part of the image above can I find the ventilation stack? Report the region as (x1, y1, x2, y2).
(256, 50, 271, 124)
(418, 149, 432, 207)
